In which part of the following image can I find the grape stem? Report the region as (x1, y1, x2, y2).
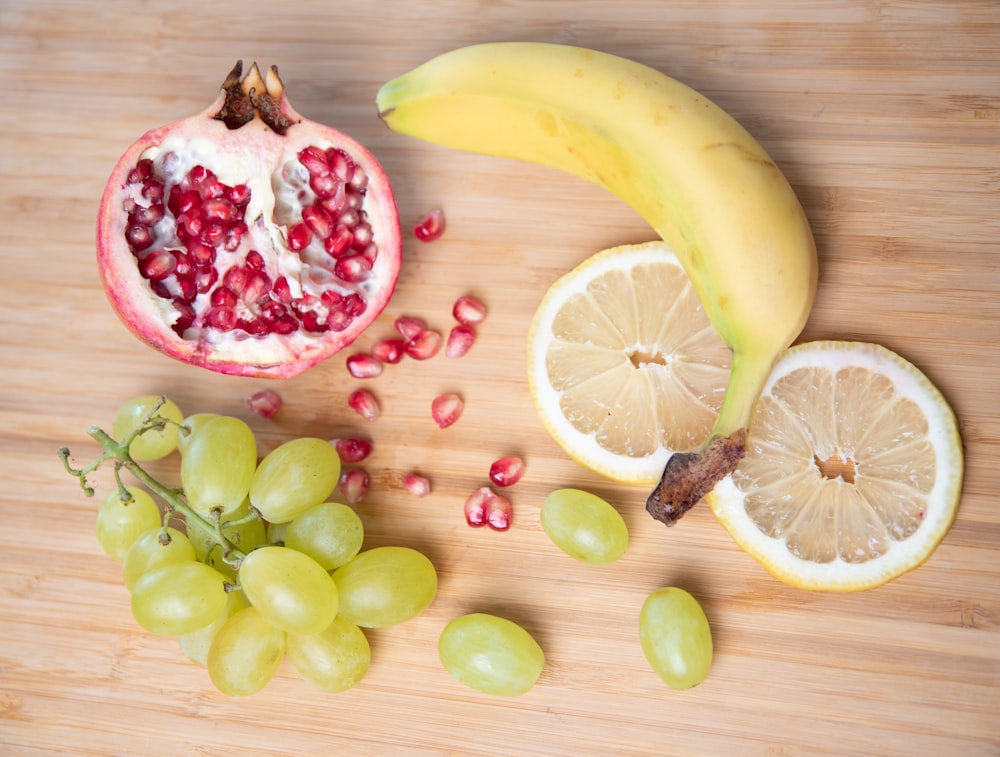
(58, 398, 249, 569)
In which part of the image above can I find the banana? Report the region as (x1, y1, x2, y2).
(376, 42, 818, 525)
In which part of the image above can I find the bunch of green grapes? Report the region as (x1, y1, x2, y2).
(72, 395, 439, 697)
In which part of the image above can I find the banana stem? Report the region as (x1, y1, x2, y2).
(645, 347, 773, 526)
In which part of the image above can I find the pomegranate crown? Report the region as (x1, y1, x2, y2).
(214, 60, 299, 135)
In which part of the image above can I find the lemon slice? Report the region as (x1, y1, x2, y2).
(707, 341, 963, 591)
(527, 241, 732, 484)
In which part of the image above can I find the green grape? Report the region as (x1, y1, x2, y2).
(438, 613, 545, 696)
(285, 502, 364, 570)
(130, 561, 229, 636)
(186, 500, 268, 581)
(181, 416, 258, 519)
(122, 527, 195, 591)
(287, 616, 371, 693)
(112, 395, 184, 461)
(540, 488, 629, 564)
(248, 437, 340, 523)
(332, 546, 437, 628)
(176, 412, 219, 455)
(95, 486, 162, 560)
(639, 587, 713, 690)
(180, 590, 249, 666)
(207, 606, 286, 696)
(238, 546, 338, 635)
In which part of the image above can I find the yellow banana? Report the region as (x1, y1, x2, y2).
(376, 42, 818, 525)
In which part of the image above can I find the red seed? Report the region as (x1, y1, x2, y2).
(431, 393, 463, 428)
(348, 389, 380, 422)
(489, 456, 525, 487)
(371, 337, 406, 364)
(287, 223, 313, 252)
(405, 329, 443, 360)
(452, 295, 487, 326)
(323, 226, 352, 257)
(394, 315, 427, 341)
(463, 487, 490, 527)
(298, 145, 330, 176)
(246, 389, 283, 419)
(445, 325, 476, 358)
(485, 492, 513, 531)
(139, 250, 176, 280)
(403, 473, 431, 498)
(302, 203, 334, 239)
(334, 254, 373, 283)
(413, 208, 445, 242)
(333, 437, 372, 463)
(340, 468, 369, 505)
(346, 353, 383, 379)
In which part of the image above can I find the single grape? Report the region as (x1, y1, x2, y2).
(249, 437, 341, 523)
(438, 613, 545, 696)
(112, 395, 184, 461)
(540, 488, 628, 564)
(332, 546, 437, 628)
(186, 499, 268, 581)
(284, 502, 364, 570)
(122, 526, 195, 591)
(207, 606, 286, 696)
(180, 590, 249, 666)
(238, 546, 339, 635)
(181, 416, 258, 519)
(639, 587, 713, 690)
(95, 486, 162, 560)
(176, 412, 219, 455)
(287, 616, 371, 693)
(130, 561, 229, 636)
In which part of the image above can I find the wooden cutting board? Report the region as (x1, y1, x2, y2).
(1, 1, 997, 755)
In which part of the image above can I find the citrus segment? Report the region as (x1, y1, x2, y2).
(527, 241, 731, 484)
(707, 341, 963, 591)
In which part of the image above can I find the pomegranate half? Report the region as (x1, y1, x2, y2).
(97, 62, 401, 378)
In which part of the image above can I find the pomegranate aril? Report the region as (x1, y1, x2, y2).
(131, 203, 164, 226)
(335, 254, 372, 283)
(174, 252, 193, 277)
(224, 221, 247, 251)
(346, 353, 383, 379)
(328, 149, 353, 181)
(413, 208, 445, 242)
(127, 159, 153, 184)
(272, 276, 293, 304)
(489, 457, 525, 488)
(245, 250, 265, 270)
(394, 316, 427, 341)
(300, 310, 330, 333)
(125, 223, 154, 252)
(349, 165, 368, 190)
(485, 492, 513, 531)
(168, 188, 200, 217)
(445, 325, 476, 358)
(223, 265, 248, 294)
(194, 266, 219, 293)
(327, 309, 353, 332)
(199, 221, 225, 247)
(273, 315, 300, 335)
(343, 293, 366, 316)
(371, 337, 406, 364)
(333, 437, 372, 463)
(453, 295, 487, 326)
(303, 203, 334, 239)
(142, 180, 164, 203)
(403, 473, 431, 498)
(207, 306, 237, 331)
(310, 172, 341, 199)
(210, 287, 236, 309)
(227, 184, 251, 206)
(203, 197, 235, 222)
(176, 277, 198, 302)
(286, 223, 312, 252)
(298, 145, 330, 176)
(431, 393, 463, 428)
(242, 271, 271, 304)
(348, 389, 380, 422)
(464, 487, 490, 528)
(247, 389, 283, 419)
(188, 241, 215, 265)
(405, 329, 443, 360)
(139, 250, 176, 280)
(324, 226, 354, 257)
(173, 302, 196, 335)
(339, 468, 369, 505)
(351, 223, 373, 250)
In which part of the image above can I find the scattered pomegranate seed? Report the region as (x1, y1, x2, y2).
(340, 468, 369, 505)
(489, 456, 525, 487)
(370, 336, 406, 364)
(346, 353, 383, 378)
(445, 324, 476, 358)
(394, 315, 427, 341)
(246, 389, 283, 419)
(463, 486, 512, 531)
(452, 295, 487, 326)
(431, 393, 464, 428)
(413, 208, 445, 242)
(348, 389, 380, 422)
(405, 329, 443, 360)
(332, 437, 372, 463)
(403, 473, 431, 498)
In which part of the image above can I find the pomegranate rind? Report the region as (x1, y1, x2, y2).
(97, 80, 401, 379)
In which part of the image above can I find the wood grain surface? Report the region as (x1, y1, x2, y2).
(1, 1, 998, 755)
